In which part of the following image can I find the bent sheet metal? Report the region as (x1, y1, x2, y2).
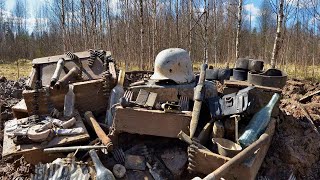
(207, 86, 255, 117)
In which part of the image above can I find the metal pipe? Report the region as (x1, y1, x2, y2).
(55, 66, 81, 89)
(177, 131, 193, 145)
(50, 58, 65, 87)
(197, 119, 214, 144)
(190, 63, 208, 138)
(44, 145, 112, 153)
(177, 131, 208, 150)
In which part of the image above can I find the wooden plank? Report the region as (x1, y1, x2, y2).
(189, 118, 276, 179)
(26, 67, 36, 88)
(12, 99, 29, 119)
(32, 51, 111, 65)
(22, 79, 109, 115)
(30, 51, 111, 87)
(230, 118, 276, 179)
(12, 99, 28, 113)
(40, 58, 104, 87)
(224, 80, 282, 93)
(2, 114, 90, 159)
(299, 90, 320, 103)
(189, 148, 231, 174)
(114, 107, 192, 138)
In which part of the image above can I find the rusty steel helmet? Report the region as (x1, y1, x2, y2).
(150, 48, 194, 84)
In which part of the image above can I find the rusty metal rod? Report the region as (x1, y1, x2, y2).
(177, 131, 208, 150)
(44, 145, 112, 153)
(197, 119, 214, 145)
(190, 63, 208, 138)
(50, 58, 65, 87)
(55, 66, 81, 89)
(177, 131, 193, 145)
(84, 111, 113, 151)
(203, 133, 270, 180)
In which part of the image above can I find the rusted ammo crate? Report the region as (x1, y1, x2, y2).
(113, 106, 191, 138)
(23, 79, 107, 115)
(27, 51, 112, 88)
(23, 51, 116, 115)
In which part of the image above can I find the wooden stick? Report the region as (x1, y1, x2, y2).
(298, 103, 319, 135)
(44, 145, 112, 153)
(84, 111, 113, 151)
(299, 90, 320, 103)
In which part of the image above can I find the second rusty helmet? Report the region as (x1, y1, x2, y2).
(150, 48, 194, 84)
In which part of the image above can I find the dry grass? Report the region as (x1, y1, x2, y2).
(0, 60, 32, 80)
(1, 59, 319, 81)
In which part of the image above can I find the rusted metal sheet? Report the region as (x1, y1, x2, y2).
(32, 51, 110, 65)
(29, 51, 109, 88)
(114, 107, 191, 138)
(135, 89, 150, 106)
(31, 157, 90, 180)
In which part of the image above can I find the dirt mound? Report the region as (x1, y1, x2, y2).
(0, 156, 33, 180)
(1, 77, 27, 122)
(259, 79, 320, 179)
(0, 77, 31, 180)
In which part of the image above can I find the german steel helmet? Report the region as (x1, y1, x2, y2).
(150, 48, 194, 84)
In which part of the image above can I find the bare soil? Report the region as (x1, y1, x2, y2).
(258, 79, 320, 179)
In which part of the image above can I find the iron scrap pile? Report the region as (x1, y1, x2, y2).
(0, 77, 27, 121)
(0, 48, 301, 180)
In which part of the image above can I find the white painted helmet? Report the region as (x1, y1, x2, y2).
(150, 48, 194, 84)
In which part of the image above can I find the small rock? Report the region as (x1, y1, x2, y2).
(113, 164, 126, 178)
(160, 148, 187, 178)
(13, 82, 20, 88)
(0, 76, 6, 82)
(11, 89, 23, 99)
(125, 154, 146, 171)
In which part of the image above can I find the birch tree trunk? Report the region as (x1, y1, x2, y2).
(152, 0, 156, 61)
(235, 0, 243, 59)
(125, 0, 130, 71)
(213, 0, 217, 66)
(81, 0, 87, 50)
(139, 0, 144, 70)
(60, 0, 66, 52)
(188, 0, 192, 57)
(204, 0, 209, 64)
(176, 0, 179, 46)
(106, 0, 113, 53)
(271, 0, 284, 69)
